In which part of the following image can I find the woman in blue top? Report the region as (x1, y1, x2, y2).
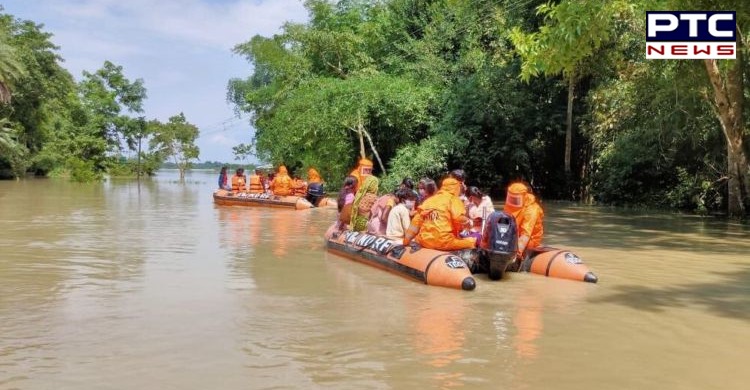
(218, 166, 229, 189)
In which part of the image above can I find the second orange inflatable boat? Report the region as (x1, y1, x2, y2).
(213, 189, 313, 209)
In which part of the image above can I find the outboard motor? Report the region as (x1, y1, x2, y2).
(306, 182, 326, 207)
(480, 211, 518, 280)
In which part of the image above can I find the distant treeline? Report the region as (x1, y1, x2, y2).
(161, 161, 256, 171)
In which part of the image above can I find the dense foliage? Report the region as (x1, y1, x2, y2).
(229, 0, 750, 217)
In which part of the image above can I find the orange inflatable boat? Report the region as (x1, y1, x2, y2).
(325, 227, 598, 286)
(325, 229, 477, 291)
(213, 189, 314, 210)
(313, 197, 339, 209)
(516, 246, 598, 283)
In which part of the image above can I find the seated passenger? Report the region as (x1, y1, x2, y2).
(231, 168, 246, 192)
(337, 176, 358, 230)
(504, 182, 544, 260)
(449, 169, 469, 207)
(265, 173, 275, 192)
(403, 177, 476, 251)
(307, 168, 323, 184)
(218, 166, 230, 190)
(350, 175, 379, 232)
(417, 177, 437, 206)
(385, 188, 417, 241)
(466, 186, 495, 222)
(269, 165, 292, 196)
(291, 175, 308, 197)
(247, 169, 265, 194)
(367, 191, 397, 236)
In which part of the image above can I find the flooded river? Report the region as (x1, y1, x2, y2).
(1, 170, 748, 389)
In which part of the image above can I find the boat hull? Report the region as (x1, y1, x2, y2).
(213, 189, 313, 210)
(521, 247, 598, 283)
(325, 229, 476, 291)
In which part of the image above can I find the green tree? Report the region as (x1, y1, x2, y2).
(0, 31, 26, 103)
(0, 118, 29, 177)
(0, 9, 77, 177)
(120, 116, 153, 177)
(510, 1, 631, 185)
(149, 113, 200, 180)
(78, 61, 147, 154)
(229, 0, 437, 182)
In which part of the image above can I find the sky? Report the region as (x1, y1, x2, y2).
(2, 0, 309, 163)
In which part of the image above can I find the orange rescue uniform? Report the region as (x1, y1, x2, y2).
(270, 165, 292, 196)
(503, 182, 544, 257)
(403, 178, 476, 251)
(307, 168, 323, 184)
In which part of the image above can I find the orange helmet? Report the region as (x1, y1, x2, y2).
(505, 182, 532, 212)
(440, 177, 462, 197)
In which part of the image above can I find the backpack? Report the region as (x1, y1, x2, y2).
(481, 211, 518, 255)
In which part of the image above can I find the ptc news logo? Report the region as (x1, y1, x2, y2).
(647, 11, 736, 59)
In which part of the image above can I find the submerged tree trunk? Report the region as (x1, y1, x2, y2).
(704, 53, 749, 217)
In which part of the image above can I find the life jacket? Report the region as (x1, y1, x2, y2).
(248, 174, 264, 193)
(231, 175, 246, 192)
(481, 211, 518, 255)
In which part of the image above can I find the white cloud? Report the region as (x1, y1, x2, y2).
(209, 133, 237, 147)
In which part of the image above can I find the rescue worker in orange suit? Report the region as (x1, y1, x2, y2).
(231, 168, 246, 192)
(270, 165, 293, 196)
(503, 182, 544, 261)
(402, 177, 476, 251)
(349, 157, 373, 192)
(291, 174, 308, 197)
(307, 167, 323, 184)
(306, 167, 327, 206)
(247, 169, 265, 194)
